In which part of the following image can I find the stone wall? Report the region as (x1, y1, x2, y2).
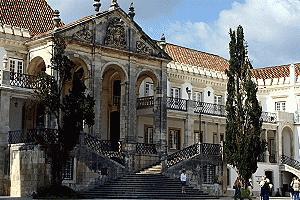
(10, 144, 49, 197)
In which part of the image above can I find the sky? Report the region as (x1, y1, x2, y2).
(47, 0, 300, 68)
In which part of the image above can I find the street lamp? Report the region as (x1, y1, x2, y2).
(186, 87, 191, 100)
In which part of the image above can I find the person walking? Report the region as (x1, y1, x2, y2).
(234, 176, 242, 200)
(291, 177, 300, 200)
(260, 176, 272, 200)
(180, 170, 187, 194)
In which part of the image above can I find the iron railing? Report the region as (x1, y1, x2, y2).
(10, 72, 38, 89)
(194, 101, 226, 116)
(84, 134, 124, 163)
(113, 96, 120, 106)
(261, 112, 277, 123)
(281, 155, 300, 171)
(137, 96, 154, 109)
(136, 143, 157, 154)
(167, 97, 187, 111)
(166, 143, 221, 168)
(8, 128, 59, 144)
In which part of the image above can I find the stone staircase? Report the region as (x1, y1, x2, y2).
(81, 163, 216, 199)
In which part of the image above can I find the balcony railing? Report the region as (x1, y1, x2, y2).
(113, 96, 120, 106)
(261, 112, 277, 123)
(137, 96, 154, 109)
(10, 72, 38, 89)
(167, 97, 187, 111)
(194, 101, 226, 117)
(8, 128, 59, 144)
(136, 143, 157, 154)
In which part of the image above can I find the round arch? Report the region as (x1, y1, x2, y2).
(135, 69, 159, 97)
(282, 126, 293, 157)
(27, 56, 46, 75)
(101, 62, 128, 83)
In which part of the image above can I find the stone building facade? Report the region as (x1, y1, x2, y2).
(0, 0, 299, 197)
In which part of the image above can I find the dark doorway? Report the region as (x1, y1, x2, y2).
(110, 111, 120, 151)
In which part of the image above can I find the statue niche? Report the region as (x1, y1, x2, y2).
(104, 17, 126, 49)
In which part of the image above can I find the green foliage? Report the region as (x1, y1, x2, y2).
(224, 25, 265, 181)
(34, 36, 95, 185)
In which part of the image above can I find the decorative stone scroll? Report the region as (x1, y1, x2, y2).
(104, 17, 126, 49)
(136, 41, 153, 55)
(73, 25, 92, 43)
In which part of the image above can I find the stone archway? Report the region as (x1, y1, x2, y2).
(27, 56, 46, 75)
(101, 63, 128, 146)
(282, 126, 293, 157)
(136, 70, 159, 97)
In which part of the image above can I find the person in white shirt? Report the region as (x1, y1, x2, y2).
(180, 170, 187, 194)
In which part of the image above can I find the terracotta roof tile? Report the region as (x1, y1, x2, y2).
(0, 0, 57, 36)
(165, 43, 229, 72)
(251, 63, 300, 79)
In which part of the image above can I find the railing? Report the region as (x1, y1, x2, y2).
(194, 101, 226, 116)
(167, 97, 187, 111)
(84, 134, 124, 163)
(137, 96, 154, 109)
(281, 155, 300, 171)
(113, 96, 120, 106)
(8, 128, 59, 144)
(261, 112, 277, 123)
(136, 143, 157, 154)
(10, 72, 38, 89)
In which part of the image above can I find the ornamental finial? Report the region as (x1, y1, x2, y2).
(128, 2, 135, 20)
(93, 0, 101, 13)
(52, 10, 61, 29)
(109, 0, 119, 11)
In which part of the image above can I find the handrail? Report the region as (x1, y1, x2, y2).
(166, 142, 222, 168)
(281, 155, 300, 171)
(10, 72, 38, 89)
(137, 96, 154, 109)
(136, 143, 157, 154)
(167, 97, 187, 111)
(8, 128, 59, 144)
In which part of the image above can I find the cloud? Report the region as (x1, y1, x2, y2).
(48, 0, 181, 23)
(167, 0, 300, 67)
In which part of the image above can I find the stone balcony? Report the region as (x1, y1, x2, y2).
(137, 96, 277, 123)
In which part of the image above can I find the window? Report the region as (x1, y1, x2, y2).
(145, 82, 154, 96)
(169, 129, 180, 150)
(194, 131, 203, 143)
(214, 95, 223, 105)
(144, 126, 154, 144)
(9, 58, 23, 73)
(171, 87, 181, 98)
(220, 134, 224, 142)
(62, 157, 74, 180)
(275, 101, 286, 111)
(193, 91, 203, 102)
(203, 164, 216, 184)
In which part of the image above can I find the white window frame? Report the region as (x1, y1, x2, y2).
(169, 129, 180, 150)
(145, 82, 154, 97)
(144, 125, 154, 144)
(193, 91, 203, 102)
(275, 101, 286, 111)
(214, 95, 223, 105)
(9, 58, 24, 74)
(171, 87, 181, 99)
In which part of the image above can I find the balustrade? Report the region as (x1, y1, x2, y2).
(281, 155, 300, 170)
(261, 112, 277, 123)
(194, 101, 226, 116)
(137, 96, 154, 109)
(136, 143, 157, 154)
(167, 97, 187, 111)
(8, 128, 58, 144)
(10, 72, 38, 89)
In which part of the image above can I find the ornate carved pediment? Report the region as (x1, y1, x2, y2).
(104, 17, 126, 49)
(136, 41, 153, 55)
(72, 24, 92, 43)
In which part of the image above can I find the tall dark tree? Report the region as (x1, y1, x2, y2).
(34, 36, 95, 185)
(224, 25, 265, 181)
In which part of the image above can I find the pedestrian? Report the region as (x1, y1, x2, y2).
(246, 178, 253, 197)
(260, 176, 272, 200)
(290, 177, 300, 200)
(234, 176, 242, 200)
(180, 169, 187, 194)
(213, 176, 220, 197)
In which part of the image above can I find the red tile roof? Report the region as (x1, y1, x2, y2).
(165, 43, 229, 72)
(252, 63, 300, 79)
(0, 0, 57, 36)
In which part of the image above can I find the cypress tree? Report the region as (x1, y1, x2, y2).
(224, 25, 265, 181)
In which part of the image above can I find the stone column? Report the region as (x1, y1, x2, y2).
(93, 65, 102, 136)
(127, 64, 137, 142)
(264, 129, 270, 163)
(184, 99, 194, 147)
(119, 81, 128, 142)
(204, 121, 208, 143)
